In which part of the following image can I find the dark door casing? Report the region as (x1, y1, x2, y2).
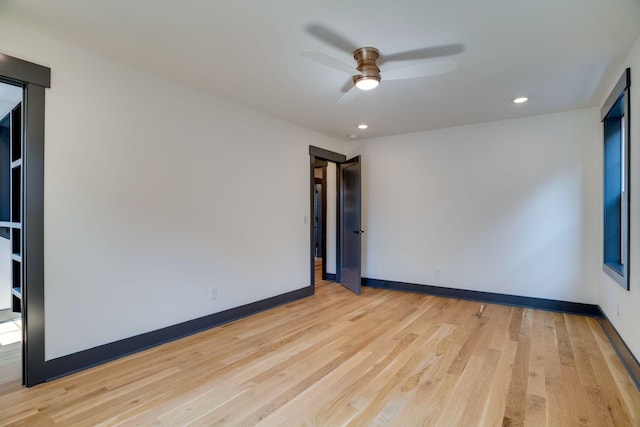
(0, 52, 50, 386)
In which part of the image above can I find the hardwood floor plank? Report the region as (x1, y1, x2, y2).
(335, 332, 441, 426)
(255, 343, 375, 426)
(478, 339, 517, 426)
(555, 314, 577, 368)
(502, 306, 530, 426)
(1, 285, 639, 426)
(389, 324, 466, 425)
(587, 317, 639, 426)
(524, 393, 546, 427)
(564, 314, 617, 426)
(446, 305, 492, 376)
(542, 311, 572, 426)
(564, 314, 598, 388)
(527, 309, 546, 399)
(436, 348, 501, 426)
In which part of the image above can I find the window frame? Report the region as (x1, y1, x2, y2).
(601, 68, 631, 289)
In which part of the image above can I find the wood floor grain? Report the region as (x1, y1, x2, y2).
(1, 283, 639, 426)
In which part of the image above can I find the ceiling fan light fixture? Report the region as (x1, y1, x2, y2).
(355, 77, 380, 91)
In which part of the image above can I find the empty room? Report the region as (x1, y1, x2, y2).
(1, 0, 640, 425)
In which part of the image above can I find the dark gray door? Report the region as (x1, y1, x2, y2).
(340, 156, 362, 295)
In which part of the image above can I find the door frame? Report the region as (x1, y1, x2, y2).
(0, 52, 50, 386)
(309, 146, 346, 287)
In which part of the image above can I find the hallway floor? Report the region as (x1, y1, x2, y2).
(0, 316, 21, 394)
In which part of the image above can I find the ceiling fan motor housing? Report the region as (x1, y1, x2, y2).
(352, 47, 381, 87)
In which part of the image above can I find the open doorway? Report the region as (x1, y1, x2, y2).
(313, 162, 324, 283)
(313, 160, 337, 286)
(0, 82, 23, 316)
(0, 81, 23, 390)
(0, 52, 50, 387)
(309, 146, 362, 294)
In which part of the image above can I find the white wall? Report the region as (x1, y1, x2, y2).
(325, 162, 337, 274)
(0, 238, 9, 310)
(599, 34, 640, 359)
(0, 19, 344, 360)
(350, 108, 601, 304)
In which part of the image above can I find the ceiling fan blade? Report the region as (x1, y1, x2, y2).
(339, 78, 355, 93)
(301, 50, 360, 75)
(305, 23, 360, 55)
(383, 59, 458, 81)
(379, 44, 465, 65)
(336, 85, 360, 105)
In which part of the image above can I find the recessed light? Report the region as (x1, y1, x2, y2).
(358, 124, 369, 129)
(513, 97, 528, 104)
(349, 134, 358, 139)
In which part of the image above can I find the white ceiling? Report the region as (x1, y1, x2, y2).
(1, 0, 639, 140)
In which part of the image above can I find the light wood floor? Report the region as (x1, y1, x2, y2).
(315, 257, 323, 284)
(1, 282, 640, 426)
(0, 316, 22, 398)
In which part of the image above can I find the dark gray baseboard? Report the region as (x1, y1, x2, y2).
(362, 278, 602, 317)
(325, 273, 336, 281)
(44, 285, 314, 382)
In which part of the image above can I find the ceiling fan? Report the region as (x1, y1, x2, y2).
(302, 24, 463, 105)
